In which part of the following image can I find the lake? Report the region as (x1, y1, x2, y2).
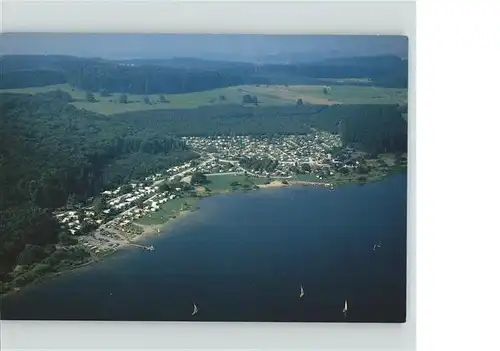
(1, 173, 407, 322)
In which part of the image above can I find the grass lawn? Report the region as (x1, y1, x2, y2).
(282, 85, 408, 105)
(205, 174, 267, 192)
(0, 83, 408, 115)
(134, 196, 199, 225)
(291, 174, 322, 182)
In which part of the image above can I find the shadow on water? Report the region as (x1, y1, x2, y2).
(1, 173, 407, 322)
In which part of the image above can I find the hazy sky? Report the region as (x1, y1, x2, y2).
(0, 34, 408, 61)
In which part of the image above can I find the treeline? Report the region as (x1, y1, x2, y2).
(306, 104, 408, 153)
(114, 105, 325, 136)
(1, 55, 408, 93)
(0, 92, 197, 279)
(0, 69, 67, 89)
(114, 103, 407, 154)
(239, 156, 279, 172)
(259, 55, 408, 88)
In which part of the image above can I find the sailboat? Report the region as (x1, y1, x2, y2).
(342, 299, 348, 317)
(191, 302, 198, 316)
(299, 285, 304, 298)
(372, 241, 381, 251)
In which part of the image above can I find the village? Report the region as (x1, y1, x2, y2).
(53, 130, 364, 255)
(183, 130, 361, 179)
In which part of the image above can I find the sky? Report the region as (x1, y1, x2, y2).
(0, 34, 408, 62)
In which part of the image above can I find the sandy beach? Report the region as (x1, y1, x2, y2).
(258, 179, 329, 189)
(257, 180, 290, 189)
(132, 210, 193, 238)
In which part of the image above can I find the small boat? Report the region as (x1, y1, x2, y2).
(372, 241, 381, 251)
(192, 302, 199, 316)
(342, 299, 348, 317)
(299, 285, 304, 298)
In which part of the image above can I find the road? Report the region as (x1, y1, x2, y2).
(168, 156, 215, 181)
(206, 171, 244, 176)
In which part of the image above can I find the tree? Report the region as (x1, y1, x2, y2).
(58, 232, 78, 245)
(296, 98, 304, 106)
(357, 165, 369, 174)
(190, 172, 208, 185)
(159, 183, 171, 193)
(219, 95, 227, 101)
(143, 96, 151, 104)
(119, 94, 128, 104)
(86, 91, 97, 102)
(301, 163, 312, 173)
(17, 245, 48, 266)
(93, 196, 107, 212)
(159, 94, 169, 103)
(339, 167, 349, 174)
(323, 87, 329, 95)
(80, 222, 97, 235)
(119, 184, 133, 194)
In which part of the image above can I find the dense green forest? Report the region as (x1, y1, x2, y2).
(307, 104, 408, 153)
(114, 103, 407, 154)
(0, 92, 197, 279)
(0, 69, 67, 89)
(114, 105, 326, 136)
(1, 54, 408, 92)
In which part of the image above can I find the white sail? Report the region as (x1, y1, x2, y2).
(342, 300, 348, 313)
(192, 302, 198, 316)
(300, 285, 304, 298)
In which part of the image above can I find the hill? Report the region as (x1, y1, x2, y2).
(1, 54, 408, 93)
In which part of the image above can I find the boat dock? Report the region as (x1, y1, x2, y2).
(129, 243, 155, 251)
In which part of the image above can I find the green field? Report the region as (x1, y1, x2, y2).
(135, 196, 200, 226)
(267, 85, 408, 105)
(0, 83, 408, 115)
(205, 174, 268, 191)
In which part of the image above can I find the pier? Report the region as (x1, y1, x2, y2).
(129, 243, 155, 251)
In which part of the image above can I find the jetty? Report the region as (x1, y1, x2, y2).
(129, 243, 155, 251)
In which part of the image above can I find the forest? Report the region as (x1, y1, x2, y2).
(307, 104, 408, 153)
(0, 54, 408, 93)
(115, 103, 407, 154)
(113, 104, 326, 136)
(0, 92, 197, 279)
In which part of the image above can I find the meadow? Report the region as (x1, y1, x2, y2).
(205, 174, 268, 191)
(0, 83, 408, 115)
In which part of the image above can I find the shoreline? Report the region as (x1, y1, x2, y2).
(1, 167, 406, 298)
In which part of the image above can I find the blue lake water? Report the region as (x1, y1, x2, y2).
(1, 173, 407, 322)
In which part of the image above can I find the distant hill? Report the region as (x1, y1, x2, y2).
(1, 54, 408, 92)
